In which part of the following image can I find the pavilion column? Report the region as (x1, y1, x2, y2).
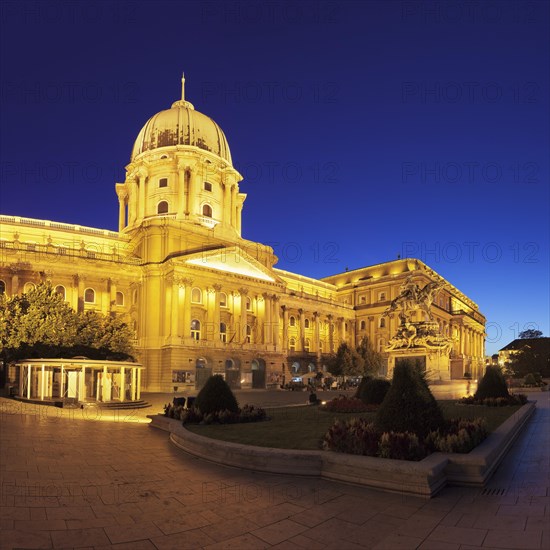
(236, 200, 243, 235)
(60, 365, 64, 398)
(120, 367, 125, 402)
(131, 368, 137, 401)
(188, 170, 200, 217)
(27, 365, 31, 399)
(19, 364, 24, 397)
(137, 369, 141, 399)
(102, 365, 108, 402)
(40, 364, 45, 401)
(460, 325, 465, 355)
(350, 320, 356, 348)
(80, 365, 86, 401)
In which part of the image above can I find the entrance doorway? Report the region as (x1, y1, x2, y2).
(251, 359, 266, 389)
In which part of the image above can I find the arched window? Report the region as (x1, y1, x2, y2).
(157, 201, 168, 214)
(304, 318, 310, 329)
(304, 339, 311, 352)
(191, 287, 202, 303)
(246, 297, 252, 311)
(360, 320, 366, 330)
(55, 285, 66, 300)
(291, 362, 300, 374)
(289, 316, 296, 327)
(379, 317, 386, 328)
(219, 292, 227, 307)
(191, 319, 201, 340)
(0, 280, 6, 295)
(84, 288, 95, 303)
(24, 282, 36, 293)
(289, 337, 296, 352)
(159, 177, 168, 188)
(202, 204, 213, 218)
(246, 324, 252, 343)
(115, 291, 124, 306)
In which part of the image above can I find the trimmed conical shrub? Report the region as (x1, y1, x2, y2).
(195, 375, 239, 415)
(375, 360, 444, 438)
(356, 377, 391, 405)
(474, 366, 509, 400)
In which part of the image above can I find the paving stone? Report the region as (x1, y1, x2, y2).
(50, 527, 111, 548)
(483, 529, 543, 549)
(252, 518, 309, 545)
(427, 525, 487, 546)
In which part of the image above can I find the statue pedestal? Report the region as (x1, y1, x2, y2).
(385, 321, 453, 381)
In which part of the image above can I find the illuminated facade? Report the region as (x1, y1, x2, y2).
(0, 77, 486, 391)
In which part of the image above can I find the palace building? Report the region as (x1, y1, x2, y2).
(0, 76, 486, 392)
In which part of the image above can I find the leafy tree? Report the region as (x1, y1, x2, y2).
(519, 329, 543, 339)
(0, 282, 135, 362)
(356, 336, 383, 377)
(508, 343, 550, 378)
(328, 343, 365, 377)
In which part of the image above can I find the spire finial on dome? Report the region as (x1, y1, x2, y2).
(181, 72, 185, 101)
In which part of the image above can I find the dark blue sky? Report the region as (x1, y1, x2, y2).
(1, 0, 548, 354)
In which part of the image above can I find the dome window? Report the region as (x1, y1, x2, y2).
(202, 204, 213, 218)
(157, 201, 169, 215)
(159, 178, 168, 188)
(204, 182, 212, 192)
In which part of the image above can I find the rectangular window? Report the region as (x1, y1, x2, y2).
(204, 182, 212, 191)
(159, 178, 168, 188)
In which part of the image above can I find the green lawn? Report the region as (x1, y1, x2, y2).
(185, 401, 523, 451)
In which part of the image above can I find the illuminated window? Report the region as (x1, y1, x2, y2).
(304, 339, 311, 352)
(84, 288, 95, 303)
(319, 341, 324, 352)
(378, 292, 386, 301)
(378, 338, 385, 353)
(379, 317, 386, 328)
(204, 182, 212, 191)
(191, 287, 202, 303)
(116, 291, 124, 306)
(220, 322, 227, 343)
(289, 316, 296, 327)
(191, 319, 201, 340)
(246, 297, 252, 311)
(304, 318, 310, 329)
(0, 280, 6, 295)
(360, 320, 366, 330)
(246, 324, 252, 343)
(24, 282, 36, 293)
(159, 177, 168, 188)
(55, 285, 66, 300)
(157, 201, 169, 214)
(202, 204, 213, 217)
(360, 296, 366, 304)
(289, 337, 296, 352)
(219, 292, 227, 307)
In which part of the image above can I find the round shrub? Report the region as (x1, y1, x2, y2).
(474, 366, 509, 400)
(356, 377, 391, 405)
(375, 361, 444, 438)
(195, 375, 239, 415)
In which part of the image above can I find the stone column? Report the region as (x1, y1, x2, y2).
(138, 170, 147, 221)
(182, 278, 193, 342)
(328, 315, 334, 352)
(339, 317, 345, 345)
(239, 288, 248, 343)
(117, 193, 126, 231)
(314, 312, 320, 357)
(263, 293, 272, 344)
(282, 305, 289, 350)
(223, 181, 232, 227)
(170, 277, 180, 340)
(299, 309, 305, 351)
(213, 284, 222, 343)
(231, 186, 238, 227)
(272, 296, 281, 349)
(177, 161, 186, 219)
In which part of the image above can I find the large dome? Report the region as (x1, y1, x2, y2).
(131, 80, 232, 163)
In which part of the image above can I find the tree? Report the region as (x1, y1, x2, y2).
(356, 337, 383, 377)
(508, 342, 550, 378)
(0, 282, 135, 362)
(328, 343, 365, 377)
(519, 329, 543, 339)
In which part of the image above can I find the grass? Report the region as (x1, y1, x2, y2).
(185, 400, 523, 451)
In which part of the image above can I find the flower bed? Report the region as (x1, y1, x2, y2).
(323, 417, 488, 461)
(164, 403, 267, 425)
(458, 394, 527, 407)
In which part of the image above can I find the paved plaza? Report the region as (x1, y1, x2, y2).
(0, 389, 548, 549)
